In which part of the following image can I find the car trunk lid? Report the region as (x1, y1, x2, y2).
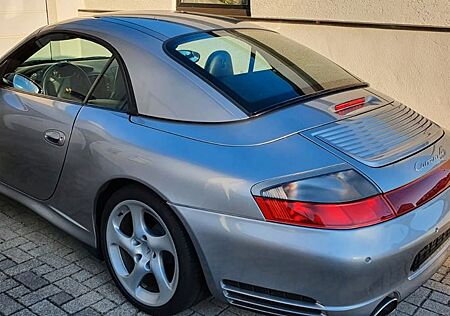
(307, 102, 443, 167)
(302, 102, 448, 192)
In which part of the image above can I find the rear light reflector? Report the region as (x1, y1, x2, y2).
(385, 159, 450, 215)
(255, 159, 450, 229)
(255, 196, 395, 229)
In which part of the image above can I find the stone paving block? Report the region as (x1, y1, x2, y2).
(105, 302, 139, 316)
(18, 242, 38, 252)
(48, 291, 74, 306)
(423, 279, 450, 294)
(429, 290, 450, 305)
(406, 287, 432, 306)
(397, 301, 418, 315)
(72, 269, 94, 283)
(14, 271, 50, 291)
(95, 282, 126, 304)
(29, 299, 67, 316)
(3, 248, 33, 264)
(43, 263, 81, 282)
(0, 227, 19, 240)
(0, 293, 24, 315)
(4, 259, 42, 276)
(82, 271, 112, 289)
(174, 308, 196, 316)
(192, 299, 225, 316)
(62, 291, 103, 314)
(64, 251, 90, 264)
(0, 278, 20, 293)
(443, 257, 450, 268)
(10, 309, 36, 316)
(75, 257, 106, 275)
(31, 264, 54, 276)
(0, 258, 16, 270)
(74, 307, 102, 316)
(55, 276, 90, 297)
(38, 254, 70, 269)
(7, 285, 31, 299)
(431, 273, 445, 282)
(91, 298, 117, 313)
(442, 277, 450, 286)
(18, 284, 61, 307)
(0, 237, 28, 252)
(414, 308, 439, 316)
(26, 232, 53, 246)
(421, 299, 450, 315)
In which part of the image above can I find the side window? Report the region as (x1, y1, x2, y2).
(1, 34, 112, 102)
(176, 35, 273, 77)
(87, 59, 129, 112)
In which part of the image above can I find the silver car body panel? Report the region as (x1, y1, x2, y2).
(0, 12, 448, 315)
(309, 102, 443, 167)
(303, 124, 450, 193)
(0, 89, 81, 200)
(173, 186, 450, 315)
(47, 106, 347, 235)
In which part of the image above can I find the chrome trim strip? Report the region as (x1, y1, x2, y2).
(49, 206, 90, 232)
(221, 283, 324, 311)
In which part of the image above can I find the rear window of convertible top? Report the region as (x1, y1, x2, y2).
(165, 29, 364, 116)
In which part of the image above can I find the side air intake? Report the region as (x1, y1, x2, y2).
(221, 280, 326, 316)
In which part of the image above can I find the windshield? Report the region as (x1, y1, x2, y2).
(166, 29, 363, 115)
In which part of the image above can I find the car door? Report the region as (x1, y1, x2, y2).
(0, 32, 113, 200)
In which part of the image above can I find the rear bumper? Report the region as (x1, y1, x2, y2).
(172, 187, 450, 316)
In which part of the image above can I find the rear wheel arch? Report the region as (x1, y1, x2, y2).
(93, 178, 214, 299)
(98, 182, 209, 314)
(94, 178, 169, 252)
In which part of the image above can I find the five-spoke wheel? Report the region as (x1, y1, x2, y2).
(106, 200, 178, 306)
(101, 185, 206, 315)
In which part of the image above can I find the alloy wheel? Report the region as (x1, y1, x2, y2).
(106, 200, 179, 306)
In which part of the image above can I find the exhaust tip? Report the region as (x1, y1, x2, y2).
(372, 297, 398, 316)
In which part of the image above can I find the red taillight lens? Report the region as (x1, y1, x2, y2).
(334, 98, 365, 112)
(255, 196, 395, 229)
(255, 160, 450, 229)
(385, 160, 450, 215)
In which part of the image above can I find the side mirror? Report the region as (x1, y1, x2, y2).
(7, 73, 41, 94)
(178, 50, 201, 63)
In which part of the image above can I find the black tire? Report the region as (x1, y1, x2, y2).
(100, 184, 206, 315)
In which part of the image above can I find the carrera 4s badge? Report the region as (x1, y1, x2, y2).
(415, 146, 447, 172)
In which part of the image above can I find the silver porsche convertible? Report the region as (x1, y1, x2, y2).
(0, 11, 449, 316)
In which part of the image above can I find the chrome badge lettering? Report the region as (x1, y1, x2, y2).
(415, 146, 447, 172)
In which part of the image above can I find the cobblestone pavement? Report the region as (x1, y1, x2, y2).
(0, 195, 449, 316)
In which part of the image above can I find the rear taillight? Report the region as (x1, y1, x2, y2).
(254, 161, 450, 229)
(255, 195, 395, 229)
(385, 159, 450, 215)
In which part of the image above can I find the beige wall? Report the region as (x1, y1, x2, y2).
(82, 0, 173, 11)
(46, 0, 84, 23)
(252, 0, 450, 27)
(0, 0, 48, 56)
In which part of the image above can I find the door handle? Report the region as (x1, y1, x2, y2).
(44, 129, 66, 146)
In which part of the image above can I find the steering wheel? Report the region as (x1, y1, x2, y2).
(42, 62, 91, 101)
